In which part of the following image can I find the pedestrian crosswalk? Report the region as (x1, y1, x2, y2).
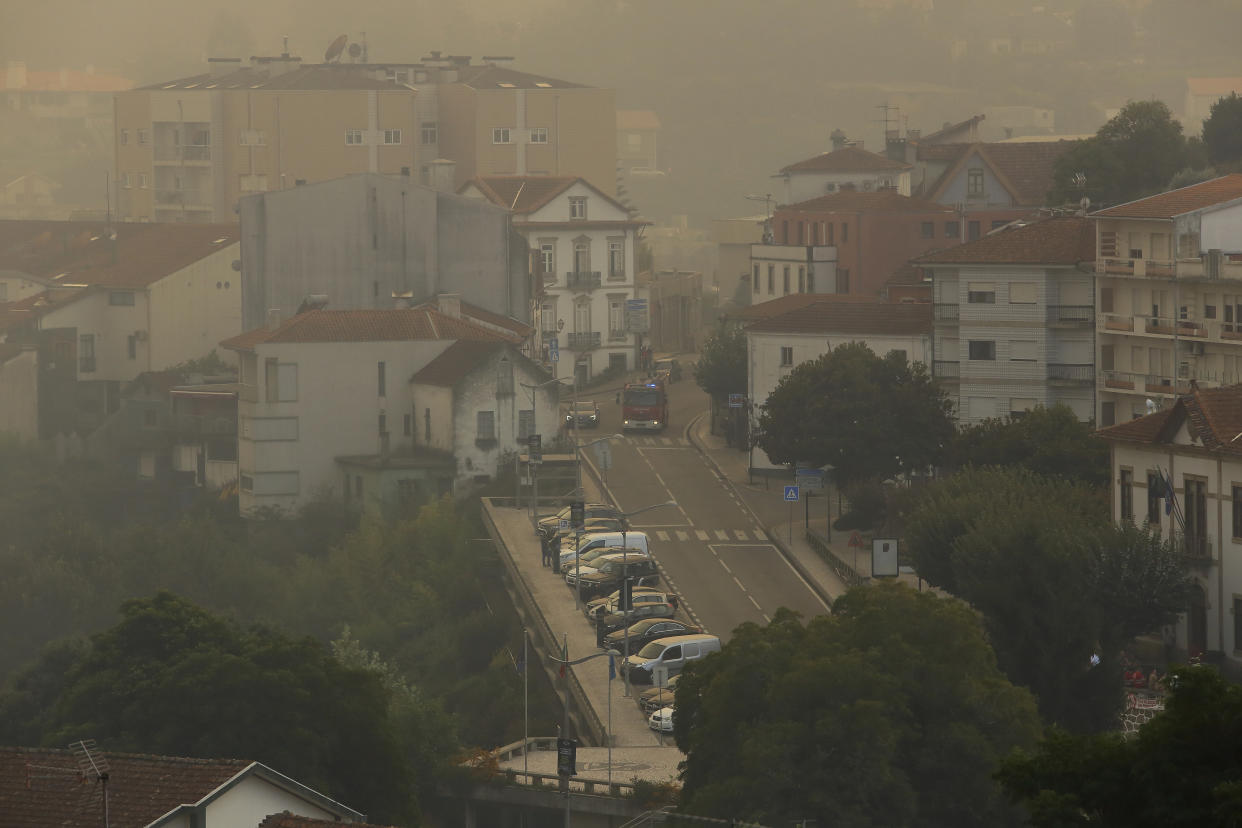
(628, 436, 689, 447)
(647, 528, 770, 543)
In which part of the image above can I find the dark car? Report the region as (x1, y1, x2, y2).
(652, 358, 681, 383)
(565, 400, 600, 428)
(604, 618, 702, 653)
(576, 555, 660, 600)
(639, 673, 682, 712)
(537, 502, 620, 540)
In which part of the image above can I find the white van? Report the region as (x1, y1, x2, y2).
(558, 532, 650, 569)
(623, 634, 721, 685)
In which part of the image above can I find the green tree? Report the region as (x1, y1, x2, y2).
(944, 404, 1109, 487)
(1203, 92, 1242, 169)
(905, 468, 1192, 731)
(757, 343, 954, 487)
(999, 666, 1242, 828)
(674, 583, 1040, 827)
(693, 321, 747, 402)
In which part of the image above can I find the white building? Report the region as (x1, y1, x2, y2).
(459, 175, 649, 386)
(744, 295, 932, 471)
(919, 215, 1097, 425)
(221, 296, 545, 517)
(774, 142, 912, 205)
(748, 243, 838, 305)
(1093, 174, 1242, 426)
(1099, 385, 1242, 670)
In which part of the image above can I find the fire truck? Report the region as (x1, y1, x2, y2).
(621, 380, 669, 431)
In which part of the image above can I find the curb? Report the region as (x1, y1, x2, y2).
(685, 410, 837, 611)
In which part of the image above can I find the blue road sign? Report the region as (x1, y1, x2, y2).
(728, 393, 745, 408)
(784, 485, 800, 502)
(548, 336, 560, 363)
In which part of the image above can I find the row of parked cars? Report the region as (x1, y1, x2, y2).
(537, 502, 721, 733)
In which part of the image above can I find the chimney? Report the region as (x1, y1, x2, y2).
(266, 308, 281, 330)
(6, 61, 26, 89)
(437, 293, 461, 319)
(830, 128, 848, 151)
(208, 57, 241, 77)
(885, 130, 906, 163)
(428, 158, 457, 193)
(392, 291, 414, 309)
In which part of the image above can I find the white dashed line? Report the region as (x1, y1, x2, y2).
(655, 530, 670, 541)
(733, 576, 746, 590)
(749, 596, 762, 611)
(733, 529, 747, 540)
(719, 561, 732, 574)
(695, 530, 709, 541)
(715, 529, 729, 540)
(675, 530, 689, 541)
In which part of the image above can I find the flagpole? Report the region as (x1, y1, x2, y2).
(607, 654, 613, 787)
(523, 628, 529, 777)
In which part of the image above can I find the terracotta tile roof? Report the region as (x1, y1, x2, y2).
(745, 296, 932, 336)
(139, 64, 403, 91)
(220, 308, 517, 351)
(455, 64, 587, 90)
(780, 190, 954, 214)
(0, 288, 91, 332)
(1186, 78, 1242, 97)
(780, 145, 911, 174)
(1090, 174, 1242, 219)
(617, 110, 661, 131)
(919, 141, 1074, 206)
(1, 68, 131, 93)
(259, 810, 396, 828)
(1098, 384, 1242, 457)
(464, 175, 631, 217)
(410, 297, 532, 338)
(410, 340, 504, 386)
(735, 293, 875, 322)
(916, 114, 986, 145)
(0, 746, 249, 828)
(0, 221, 239, 288)
(915, 216, 1095, 265)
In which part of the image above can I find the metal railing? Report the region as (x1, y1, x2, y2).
(154, 144, 211, 162)
(566, 271, 602, 290)
(567, 332, 601, 350)
(933, 360, 959, 378)
(154, 188, 211, 208)
(169, 413, 236, 436)
(1174, 531, 1214, 563)
(1047, 305, 1093, 325)
(1048, 363, 1093, 381)
(933, 303, 959, 322)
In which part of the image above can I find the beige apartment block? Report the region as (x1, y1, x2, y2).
(113, 57, 418, 223)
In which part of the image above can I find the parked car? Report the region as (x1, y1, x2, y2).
(537, 503, 620, 540)
(604, 618, 702, 653)
(623, 634, 722, 684)
(596, 601, 676, 637)
(639, 674, 682, 712)
(565, 549, 653, 587)
(585, 590, 672, 622)
(565, 400, 601, 428)
(574, 555, 660, 598)
(547, 517, 625, 548)
(648, 706, 675, 733)
(652, 358, 681, 383)
(558, 531, 650, 569)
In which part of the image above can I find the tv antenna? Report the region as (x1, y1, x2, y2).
(875, 101, 899, 141)
(70, 739, 111, 828)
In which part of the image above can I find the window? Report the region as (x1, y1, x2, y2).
(127, 335, 137, 360)
(609, 296, 625, 337)
(78, 334, 95, 373)
(517, 409, 535, 441)
(530, 127, 548, 143)
(1185, 476, 1208, 556)
(476, 410, 496, 441)
(921, 222, 934, 238)
(1010, 283, 1037, 304)
(826, 223, 835, 244)
(1149, 473, 1165, 526)
(842, 223, 849, 243)
(753, 264, 760, 293)
(137, 128, 149, 145)
(264, 359, 298, 402)
(424, 408, 431, 442)
(608, 238, 625, 278)
(945, 220, 959, 238)
(404, 413, 412, 436)
(497, 359, 514, 395)
(572, 240, 590, 274)
(967, 283, 995, 304)
(767, 265, 774, 294)
(967, 167, 984, 196)
(780, 346, 793, 367)
(806, 270, 815, 293)
(1010, 398, 1037, 417)
(541, 300, 558, 334)
(345, 128, 364, 145)
(838, 268, 849, 292)
(1234, 596, 1242, 653)
(539, 240, 555, 281)
(420, 121, 438, 144)
(382, 128, 402, 145)
(378, 361, 386, 397)
(137, 173, 147, 189)
(1010, 340, 1036, 361)
(968, 340, 996, 360)
(797, 222, 804, 245)
(120, 128, 128, 145)
(239, 174, 267, 192)
(569, 197, 587, 220)
(783, 266, 791, 295)
(239, 128, 266, 145)
(1119, 469, 1134, 522)
(968, 221, 981, 241)
(492, 127, 512, 144)
(1101, 401, 1115, 426)
(1233, 485, 1242, 539)
(241, 474, 253, 492)
(109, 291, 135, 306)
(798, 266, 806, 293)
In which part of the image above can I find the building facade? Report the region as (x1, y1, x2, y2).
(774, 141, 912, 204)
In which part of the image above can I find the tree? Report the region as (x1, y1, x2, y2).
(757, 343, 954, 487)
(1203, 92, 1242, 169)
(905, 468, 1192, 731)
(999, 666, 1242, 828)
(673, 584, 1041, 828)
(693, 321, 746, 402)
(943, 404, 1110, 488)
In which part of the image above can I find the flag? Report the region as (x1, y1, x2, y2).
(1162, 469, 1175, 515)
(608, 654, 616, 681)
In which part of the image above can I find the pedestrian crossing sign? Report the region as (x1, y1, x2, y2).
(784, 485, 800, 502)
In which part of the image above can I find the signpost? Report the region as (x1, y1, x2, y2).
(548, 336, 560, 363)
(528, 433, 542, 465)
(557, 736, 577, 777)
(570, 500, 585, 528)
(728, 393, 745, 408)
(625, 299, 649, 334)
(593, 440, 612, 485)
(784, 485, 799, 544)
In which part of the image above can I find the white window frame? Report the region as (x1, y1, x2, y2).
(492, 127, 512, 144)
(779, 346, 793, 367)
(382, 128, 402, 145)
(530, 127, 549, 144)
(421, 121, 437, 144)
(569, 197, 587, 220)
(345, 128, 364, 146)
(607, 238, 625, 279)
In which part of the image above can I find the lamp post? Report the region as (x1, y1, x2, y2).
(521, 375, 576, 526)
(616, 499, 679, 698)
(547, 644, 623, 827)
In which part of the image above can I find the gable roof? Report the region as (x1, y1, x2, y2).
(463, 175, 631, 217)
(0, 287, 91, 333)
(220, 307, 518, 352)
(780, 190, 954, 214)
(0, 221, 239, 289)
(915, 216, 1095, 266)
(920, 141, 1074, 206)
(454, 64, 586, 90)
(917, 114, 986, 145)
(410, 340, 506, 386)
(745, 296, 932, 337)
(1098, 385, 1242, 458)
(780, 145, 911, 175)
(1090, 174, 1242, 219)
(409, 296, 531, 339)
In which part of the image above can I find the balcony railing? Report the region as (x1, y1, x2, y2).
(933, 303, 959, 322)
(566, 271, 602, 290)
(154, 144, 211, 162)
(607, 329, 628, 341)
(1102, 370, 1136, 390)
(933, 360, 960, 379)
(154, 188, 211, 209)
(1098, 256, 1242, 282)
(1102, 313, 1134, 332)
(567, 331, 601, 350)
(1048, 363, 1093, 382)
(1047, 305, 1093, 325)
(1174, 531, 1214, 563)
(168, 413, 237, 436)
(1144, 316, 1206, 337)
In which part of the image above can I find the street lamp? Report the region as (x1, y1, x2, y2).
(547, 643, 624, 826)
(616, 499, 678, 698)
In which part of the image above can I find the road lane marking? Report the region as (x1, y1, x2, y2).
(719, 561, 732, 574)
(749, 596, 762, 611)
(655, 530, 670, 541)
(733, 576, 746, 590)
(695, 530, 709, 541)
(715, 530, 729, 540)
(733, 529, 747, 540)
(675, 530, 689, 541)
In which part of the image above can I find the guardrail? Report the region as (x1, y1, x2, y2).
(489, 738, 638, 796)
(804, 529, 863, 586)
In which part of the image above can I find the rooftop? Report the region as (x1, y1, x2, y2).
(780, 145, 911, 175)
(0, 64, 131, 93)
(915, 216, 1095, 266)
(410, 340, 508, 386)
(780, 190, 954, 214)
(220, 307, 518, 351)
(1090, 174, 1242, 220)
(464, 175, 635, 220)
(140, 63, 405, 92)
(745, 296, 932, 336)
(1097, 384, 1242, 459)
(454, 63, 588, 90)
(917, 141, 1076, 206)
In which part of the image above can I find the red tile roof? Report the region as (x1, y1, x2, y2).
(745, 296, 932, 336)
(1098, 384, 1242, 457)
(220, 308, 518, 351)
(919, 141, 1074, 206)
(916, 114, 986, 145)
(0, 746, 249, 828)
(1, 68, 132, 93)
(780, 190, 953, 214)
(0, 221, 239, 288)
(259, 811, 396, 828)
(915, 216, 1095, 265)
(1091, 174, 1242, 219)
(464, 175, 631, 217)
(780, 145, 911, 174)
(410, 297, 531, 338)
(410, 340, 505, 385)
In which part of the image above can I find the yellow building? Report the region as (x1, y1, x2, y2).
(113, 56, 419, 223)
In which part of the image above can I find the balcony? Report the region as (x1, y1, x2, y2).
(567, 331, 601, 350)
(607, 329, 628, 342)
(933, 360, 959, 379)
(167, 413, 237, 437)
(566, 271, 602, 291)
(1098, 256, 1242, 282)
(1102, 313, 1134, 332)
(154, 188, 212, 210)
(154, 144, 211, 163)
(933, 303, 959, 322)
(1174, 531, 1214, 564)
(1144, 316, 1206, 337)
(1047, 305, 1092, 325)
(1102, 371, 1136, 390)
(1048, 363, 1093, 382)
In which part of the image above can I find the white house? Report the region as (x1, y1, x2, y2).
(1098, 385, 1242, 671)
(459, 175, 650, 386)
(743, 295, 933, 471)
(918, 215, 1097, 425)
(221, 296, 537, 517)
(774, 142, 912, 205)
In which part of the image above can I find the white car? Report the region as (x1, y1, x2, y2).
(648, 705, 675, 733)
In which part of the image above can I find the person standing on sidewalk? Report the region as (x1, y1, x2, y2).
(669, 593, 680, 614)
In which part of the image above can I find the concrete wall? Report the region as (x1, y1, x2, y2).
(0, 348, 39, 441)
(40, 290, 147, 382)
(147, 242, 241, 368)
(205, 774, 343, 826)
(0, 272, 51, 302)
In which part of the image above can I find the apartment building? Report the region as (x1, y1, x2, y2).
(775, 139, 912, 204)
(918, 216, 1096, 424)
(1094, 174, 1242, 426)
(460, 175, 647, 384)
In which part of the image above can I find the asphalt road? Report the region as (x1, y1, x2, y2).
(572, 378, 830, 642)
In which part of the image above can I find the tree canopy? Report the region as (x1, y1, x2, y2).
(757, 343, 954, 487)
(943, 404, 1109, 488)
(693, 321, 747, 402)
(905, 468, 1192, 731)
(673, 583, 1041, 828)
(1202, 92, 1242, 169)
(999, 666, 1242, 828)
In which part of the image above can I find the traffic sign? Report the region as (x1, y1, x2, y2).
(548, 336, 560, 363)
(528, 433, 542, 464)
(570, 500, 585, 528)
(625, 298, 649, 333)
(848, 531, 864, 548)
(593, 440, 612, 471)
(795, 468, 824, 490)
(783, 485, 800, 502)
(728, 393, 745, 408)
(557, 737, 578, 777)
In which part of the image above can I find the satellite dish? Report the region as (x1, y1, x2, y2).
(348, 42, 363, 60)
(324, 34, 348, 63)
